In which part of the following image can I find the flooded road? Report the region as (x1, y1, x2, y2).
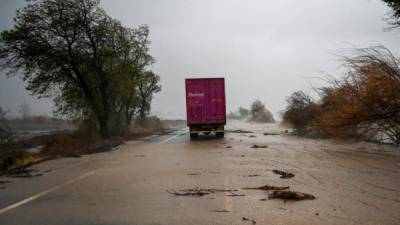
(1, 121, 400, 225)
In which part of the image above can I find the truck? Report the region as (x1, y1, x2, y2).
(185, 78, 226, 140)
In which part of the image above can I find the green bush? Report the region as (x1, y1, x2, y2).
(131, 116, 165, 133)
(282, 91, 321, 135)
(0, 125, 27, 171)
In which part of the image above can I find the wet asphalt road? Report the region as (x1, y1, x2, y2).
(1, 121, 400, 225)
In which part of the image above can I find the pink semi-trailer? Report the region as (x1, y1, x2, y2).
(185, 78, 226, 140)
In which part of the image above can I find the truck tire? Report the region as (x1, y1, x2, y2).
(216, 132, 224, 138)
(190, 133, 198, 140)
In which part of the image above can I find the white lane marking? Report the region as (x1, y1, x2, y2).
(161, 129, 187, 143)
(0, 171, 95, 215)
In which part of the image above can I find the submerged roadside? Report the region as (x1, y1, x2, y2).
(0, 119, 186, 176)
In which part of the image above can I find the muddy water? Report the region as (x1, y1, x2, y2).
(221, 121, 400, 225)
(1, 120, 399, 225)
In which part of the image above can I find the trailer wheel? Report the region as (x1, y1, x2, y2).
(216, 132, 224, 138)
(190, 133, 198, 140)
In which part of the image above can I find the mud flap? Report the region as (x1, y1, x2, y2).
(216, 132, 224, 138)
(190, 132, 198, 140)
(189, 126, 199, 140)
(215, 125, 224, 138)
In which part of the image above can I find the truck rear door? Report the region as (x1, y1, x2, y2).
(206, 79, 225, 122)
(186, 79, 207, 123)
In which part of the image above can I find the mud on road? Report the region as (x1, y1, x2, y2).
(1, 121, 400, 225)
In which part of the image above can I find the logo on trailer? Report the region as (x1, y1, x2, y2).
(188, 92, 205, 97)
(211, 98, 222, 103)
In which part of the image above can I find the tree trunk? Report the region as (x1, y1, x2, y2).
(139, 106, 147, 128)
(98, 115, 110, 139)
(125, 111, 133, 133)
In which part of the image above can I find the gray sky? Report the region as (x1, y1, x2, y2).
(1, 0, 399, 119)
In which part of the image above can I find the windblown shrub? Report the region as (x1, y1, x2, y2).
(0, 125, 26, 171)
(283, 46, 400, 145)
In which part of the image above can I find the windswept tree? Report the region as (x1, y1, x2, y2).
(325, 46, 400, 144)
(0, 0, 157, 137)
(107, 25, 154, 133)
(283, 46, 400, 145)
(282, 91, 319, 133)
(137, 71, 161, 126)
(238, 107, 250, 119)
(249, 100, 275, 123)
(0, 107, 18, 171)
(383, 0, 400, 29)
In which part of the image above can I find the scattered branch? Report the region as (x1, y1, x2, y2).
(272, 170, 295, 179)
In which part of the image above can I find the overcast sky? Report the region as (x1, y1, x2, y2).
(1, 0, 399, 119)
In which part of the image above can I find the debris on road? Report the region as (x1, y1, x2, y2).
(0, 180, 11, 189)
(225, 145, 232, 148)
(64, 153, 82, 158)
(243, 174, 260, 177)
(269, 190, 316, 201)
(272, 169, 294, 179)
(226, 192, 246, 197)
(242, 217, 257, 225)
(167, 188, 212, 196)
(7, 168, 43, 178)
(187, 173, 201, 176)
(244, 185, 289, 191)
(207, 188, 239, 192)
(0, 180, 11, 185)
(211, 210, 230, 213)
(167, 187, 239, 197)
(250, 144, 268, 148)
(249, 135, 257, 138)
(263, 132, 280, 136)
(228, 129, 253, 134)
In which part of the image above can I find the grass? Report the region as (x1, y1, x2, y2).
(6, 154, 44, 172)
